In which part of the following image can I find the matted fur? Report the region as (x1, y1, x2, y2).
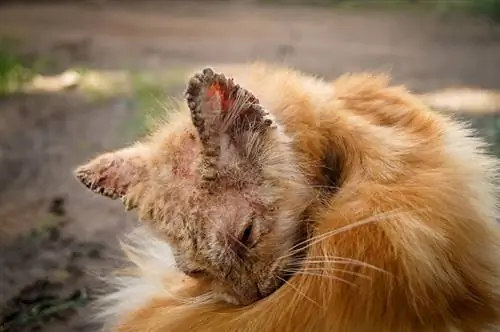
(76, 63, 500, 332)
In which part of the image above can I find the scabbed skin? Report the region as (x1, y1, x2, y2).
(75, 63, 500, 332)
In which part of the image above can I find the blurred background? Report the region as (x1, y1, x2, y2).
(0, 1, 499, 331)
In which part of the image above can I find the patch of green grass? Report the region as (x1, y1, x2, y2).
(0, 38, 46, 95)
(127, 71, 169, 137)
(428, 0, 500, 20)
(30, 214, 65, 238)
(260, 0, 431, 9)
(0, 287, 89, 332)
(78, 69, 125, 102)
(130, 72, 166, 114)
(466, 114, 500, 157)
(467, 0, 500, 21)
(259, 0, 500, 21)
(123, 68, 188, 140)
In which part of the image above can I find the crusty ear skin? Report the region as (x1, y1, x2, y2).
(73, 145, 148, 204)
(185, 67, 275, 185)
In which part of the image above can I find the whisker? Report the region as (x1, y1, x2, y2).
(283, 271, 357, 287)
(286, 267, 372, 281)
(310, 185, 341, 190)
(282, 209, 405, 260)
(290, 257, 390, 275)
(276, 275, 322, 308)
(292, 209, 404, 251)
(171, 291, 215, 306)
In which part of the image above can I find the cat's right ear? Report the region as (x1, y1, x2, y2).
(73, 144, 149, 207)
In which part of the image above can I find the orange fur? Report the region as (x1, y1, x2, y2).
(79, 63, 500, 331)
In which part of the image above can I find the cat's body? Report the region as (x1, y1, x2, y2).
(76, 63, 500, 332)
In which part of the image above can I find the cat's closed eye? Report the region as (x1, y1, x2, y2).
(239, 222, 253, 247)
(235, 218, 258, 258)
(185, 269, 207, 278)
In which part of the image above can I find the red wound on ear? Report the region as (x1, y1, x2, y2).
(207, 82, 233, 111)
(186, 67, 271, 147)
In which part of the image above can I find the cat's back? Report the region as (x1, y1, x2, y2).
(212, 63, 498, 207)
(118, 64, 500, 332)
(213, 63, 500, 331)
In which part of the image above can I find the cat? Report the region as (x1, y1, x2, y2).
(75, 63, 500, 332)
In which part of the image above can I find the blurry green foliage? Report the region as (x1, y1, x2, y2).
(468, 0, 500, 21)
(261, 0, 500, 21)
(0, 38, 46, 95)
(433, 0, 500, 21)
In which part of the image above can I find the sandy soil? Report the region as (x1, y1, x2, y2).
(0, 2, 499, 331)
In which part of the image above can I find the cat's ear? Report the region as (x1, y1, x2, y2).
(73, 144, 149, 202)
(186, 68, 276, 182)
(186, 68, 274, 141)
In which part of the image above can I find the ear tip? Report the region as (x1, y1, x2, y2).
(202, 67, 215, 77)
(73, 164, 87, 178)
(73, 164, 98, 190)
(73, 153, 110, 181)
(73, 164, 115, 199)
(73, 164, 93, 187)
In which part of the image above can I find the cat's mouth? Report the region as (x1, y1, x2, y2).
(251, 255, 305, 303)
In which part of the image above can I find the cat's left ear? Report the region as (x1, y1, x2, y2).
(186, 68, 276, 184)
(73, 144, 149, 203)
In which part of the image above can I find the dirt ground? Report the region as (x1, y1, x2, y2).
(0, 2, 499, 331)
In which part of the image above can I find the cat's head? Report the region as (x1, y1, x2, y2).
(74, 68, 313, 305)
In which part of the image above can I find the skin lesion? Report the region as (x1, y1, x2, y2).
(72, 67, 312, 309)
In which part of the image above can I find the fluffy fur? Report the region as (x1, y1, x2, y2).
(75, 63, 500, 332)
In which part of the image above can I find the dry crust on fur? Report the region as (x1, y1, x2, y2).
(75, 63, 500, 332)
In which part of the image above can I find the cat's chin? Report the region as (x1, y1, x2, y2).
(215, 292, 245, 306)
(211, 283, 262, 306)
(213, 272, 290, 306)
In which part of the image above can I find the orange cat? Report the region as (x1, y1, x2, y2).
(75, 63, 500, 332)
